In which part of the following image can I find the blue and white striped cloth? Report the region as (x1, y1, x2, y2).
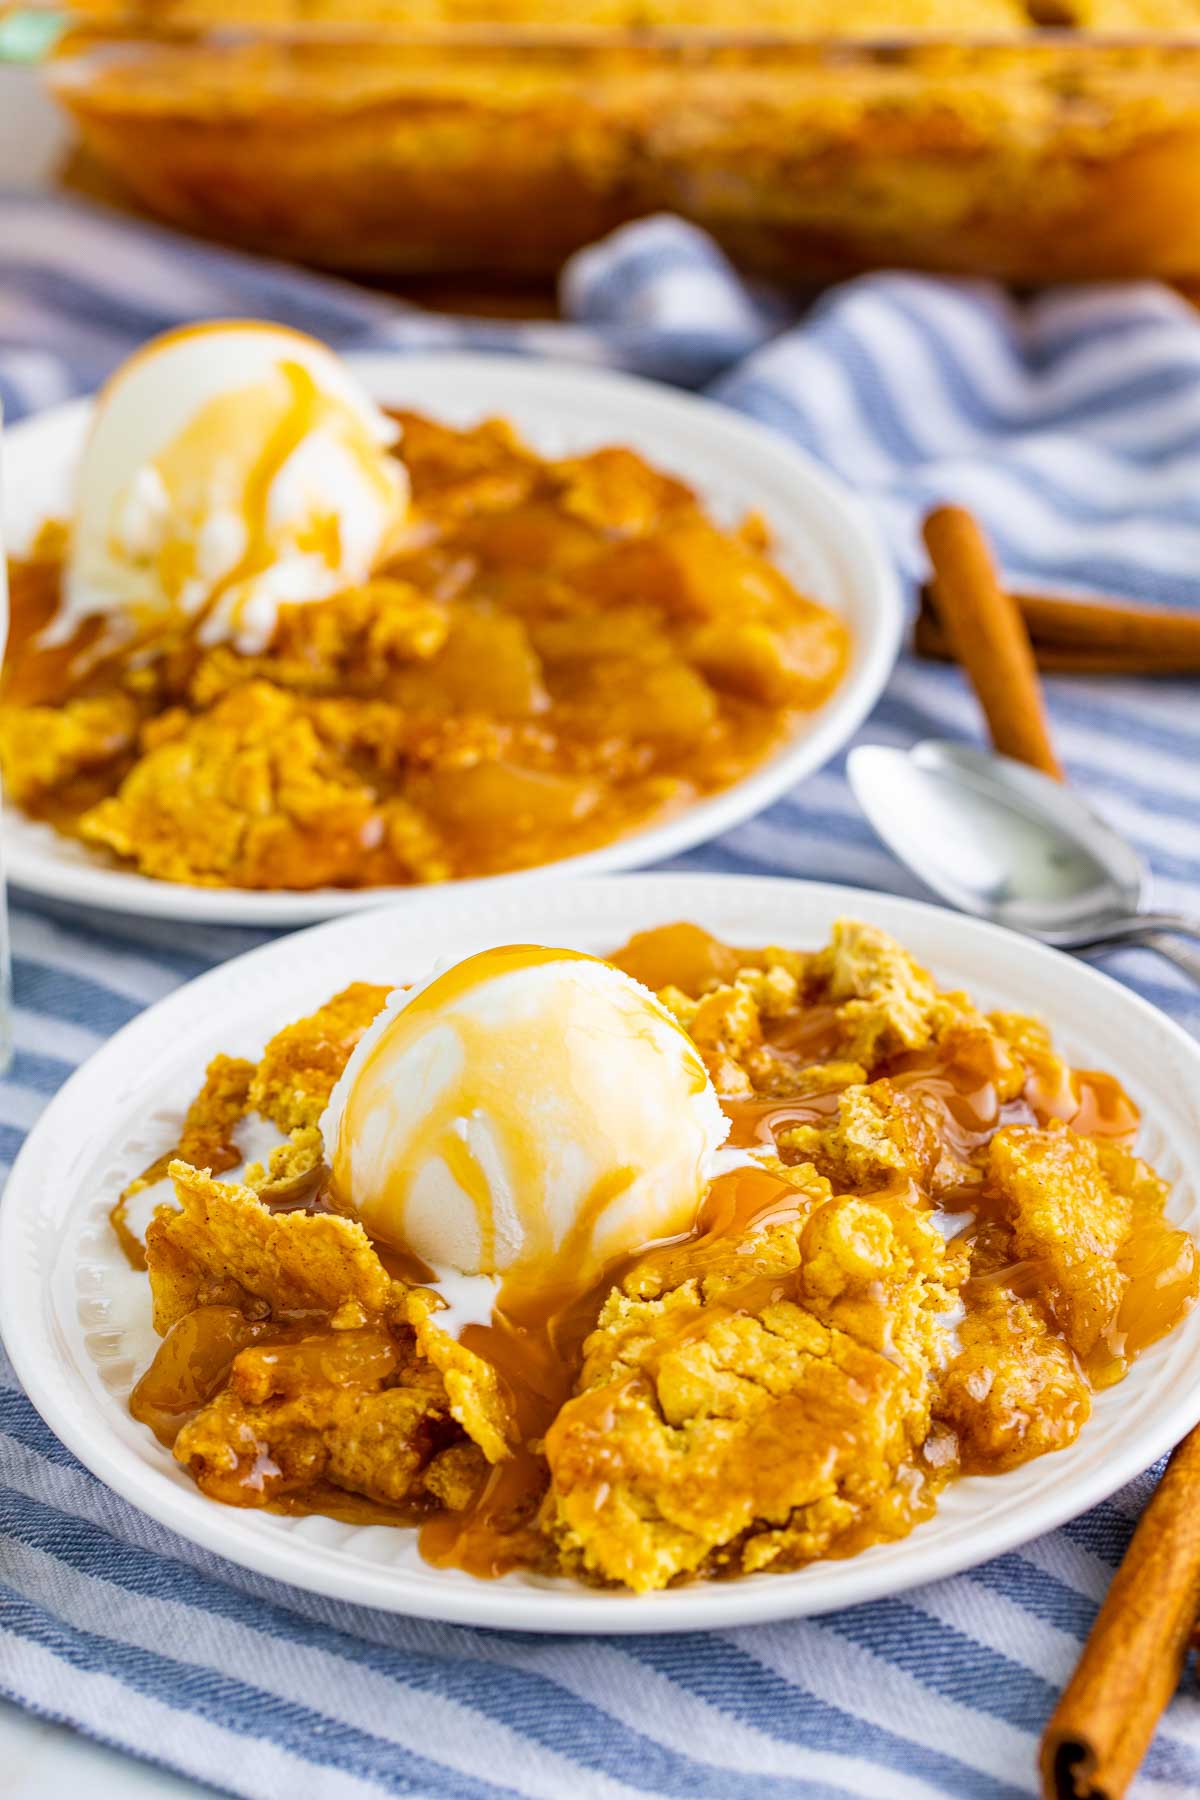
(3, 193, 1200, 1800)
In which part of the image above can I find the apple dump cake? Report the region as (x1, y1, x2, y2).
(115, 918, 1198, 1592)
(0, 323, 847, 889)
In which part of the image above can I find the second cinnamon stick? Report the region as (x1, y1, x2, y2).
(916, 583, 1200, 675)
(914, 605, 1200, 677)
(922, 507, 1065, 780)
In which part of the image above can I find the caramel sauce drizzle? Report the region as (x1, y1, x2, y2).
(0, 559, 152, 838)
(2, 556, 96, 708)
(327, 942, 712, 1294)
(109, 1188, 152, 1273)
(327, 944, 596, 1281)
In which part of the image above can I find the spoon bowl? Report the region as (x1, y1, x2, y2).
(847, 741, 1200, 970)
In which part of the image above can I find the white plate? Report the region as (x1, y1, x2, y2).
(5, 872, 1200, 1634)
(1, 353, 902, 925)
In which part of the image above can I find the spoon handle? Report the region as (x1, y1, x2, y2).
(1051, 912, 1200, 952)
(1139, 933, 1200, 988)
(1127, 911, 1200, 946)
(1043, 914, 1200, 986)
(1064, 916, 1200, 987)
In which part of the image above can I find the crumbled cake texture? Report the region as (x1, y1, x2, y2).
(134, 918, 1195, 1591)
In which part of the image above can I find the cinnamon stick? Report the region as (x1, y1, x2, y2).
(1041, 1428, 1200, 1800)
(914, 604, 1200, 677)
(916, 583, 1200, 674)
(922, 507, 1065, 779)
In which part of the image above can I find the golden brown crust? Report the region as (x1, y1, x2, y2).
(544, 1181, 957, 1591)
(403, 1289, 514, 1465)
(146, 1162, 398, 1334)
(174, 1322, 450, 1508)
(79, 682, 393, 889)
(0, 694, 140, 806)
(937, 1287, 1091, 1472)
(174, 1055, 257, 1175)
(145, 1163, 512, 1491)
(248, 981, 391, 1133)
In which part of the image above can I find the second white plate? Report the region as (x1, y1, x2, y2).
(4, 872, 1200, 1633)
(2, 353, 901, 925)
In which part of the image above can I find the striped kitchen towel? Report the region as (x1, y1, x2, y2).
(2, 194, 1200, 1800)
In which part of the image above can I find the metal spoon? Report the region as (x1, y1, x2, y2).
(847, 739, 1200, 986)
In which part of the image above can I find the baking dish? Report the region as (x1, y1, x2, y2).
(26, 3, 1200, 280)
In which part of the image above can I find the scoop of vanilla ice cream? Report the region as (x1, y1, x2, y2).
(59, 321, 408, 654)
(320, 945, 729, 1311)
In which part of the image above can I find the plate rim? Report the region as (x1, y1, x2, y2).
(4, 870, 1200, 1634)
(1, 350, 903, 925)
